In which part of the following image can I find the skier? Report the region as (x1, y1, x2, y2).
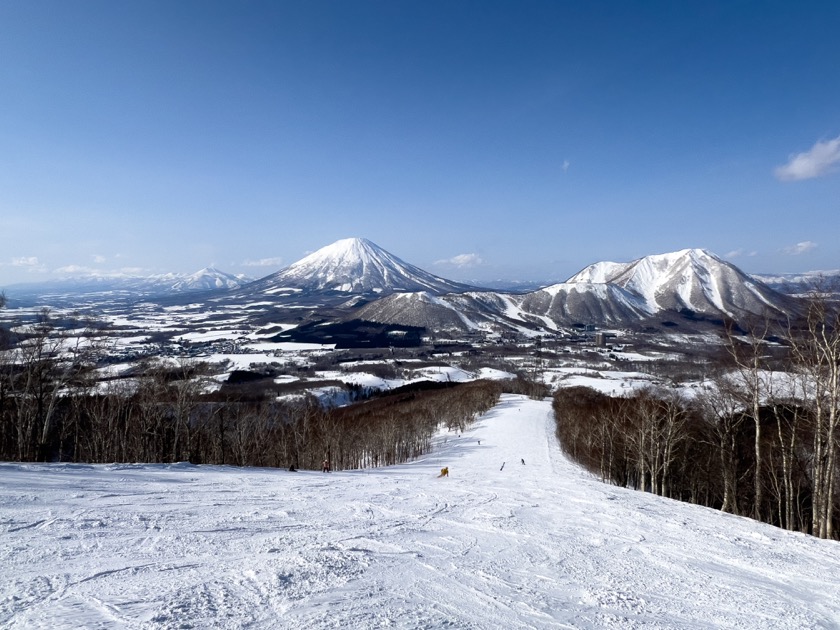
(322, 458, 331, 473)
(521, 458, 525, 465)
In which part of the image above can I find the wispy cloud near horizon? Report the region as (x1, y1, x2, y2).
(782, 241, 817, 255)
(12, 256, 40, 267)
(4, 257, 47, 273)
(724, 249, 757, 259)
(775, 135, 840, 181)
(435, 253, 484, 268)
(242, 257, 284, 268)
(54, 265, 100, 275)
(52, 265, 150, 277)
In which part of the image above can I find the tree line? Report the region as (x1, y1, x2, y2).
(553, 293, 840, 540)
(0, 308, 502, 470)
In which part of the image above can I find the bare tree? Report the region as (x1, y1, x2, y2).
(723, 319, 776, 521)
(697, 373, 748, 515)
(787, 288, 840, 538)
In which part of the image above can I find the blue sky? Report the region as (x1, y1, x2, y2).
(1, 1, 838, 287)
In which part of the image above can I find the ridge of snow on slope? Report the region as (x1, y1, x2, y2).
(3, 395, 839, 629)
(566, 260, 630, 284)
(520, 281, 655, 324)
(611, 248, 726, 312)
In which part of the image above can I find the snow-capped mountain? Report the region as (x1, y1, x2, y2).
(247, 237, 479, 296)
(355, 283, 659, 333)
(169, 267, 249, 292)
(3, 268, 252, 305)
(2, 241, 806, 333)
(750, 270, 840, 296)
(353, 248, 801, 333)
(566, 248, 798, 322)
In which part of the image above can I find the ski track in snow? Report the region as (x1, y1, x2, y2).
(2, 395, 840, 629)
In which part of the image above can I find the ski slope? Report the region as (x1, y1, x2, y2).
(2, 395, 839, 629)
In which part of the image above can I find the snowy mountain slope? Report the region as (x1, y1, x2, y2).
(169, 267, 250, 291)
(518, 281, 655, 325)
(350, 291, 485, 331)
(354, 283, 655, 332)
(564, 260, 628, 284)
(352, 290, 538, 333)
(3, 268, 252, 304)
(2, 395, 839, 629)
(246, 238, 478, 296)
(567, 248, 798, 322)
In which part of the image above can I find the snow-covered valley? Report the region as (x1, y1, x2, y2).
(3, 395, 839, 629)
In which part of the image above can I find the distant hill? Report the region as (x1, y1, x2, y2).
(3, 267, 252, 305)
(750, 270, 840, 296)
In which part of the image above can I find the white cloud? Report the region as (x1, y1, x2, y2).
(11, 256, 40, 267)
(724, 249, 757, 259)
(54, 265, 99, 275)
(782, 241, 817, 255)
(243, 257, 284, 267)
(775, 135, 840, 181)
(51, 265, 149, 278)
(92, 255, 106, 264)
(562, 160, 570, 173)
(6, 256, 47, 273)
(435, 253, 484, 268)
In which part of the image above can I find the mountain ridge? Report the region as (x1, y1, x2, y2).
(351, 245, 801, 332)
(2, 267, 253, 304)
(565, 248, 799, 322)
(3, 239, 810, 330)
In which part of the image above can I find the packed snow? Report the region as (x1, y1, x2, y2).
(2, 395, 839, 629)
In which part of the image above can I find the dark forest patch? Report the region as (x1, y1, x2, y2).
(272, 319, 426, 348)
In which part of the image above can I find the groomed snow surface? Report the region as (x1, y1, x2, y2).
(2, 395, 839, 629)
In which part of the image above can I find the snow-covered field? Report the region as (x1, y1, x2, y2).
(2, 395, 839, 629)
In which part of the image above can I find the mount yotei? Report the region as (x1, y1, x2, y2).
(244, 238, 478, 297)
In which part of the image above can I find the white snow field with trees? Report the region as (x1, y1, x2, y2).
(2, 395, 839, 629)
